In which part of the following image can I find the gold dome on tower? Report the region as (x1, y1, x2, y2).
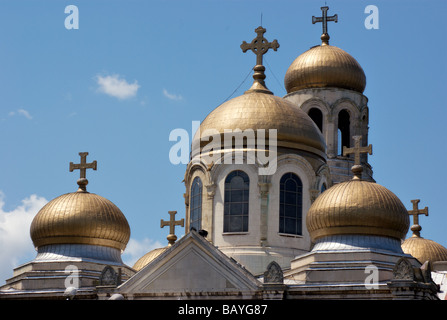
(30, 153, 130, 252)
(284, 6, 366, 94)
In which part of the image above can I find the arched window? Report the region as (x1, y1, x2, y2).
(338, 109, 350, 155)
(279, 173, 303, 235)
(224, 170, 249, 232)
(308, 108, 323, 133)
(321, 183, 327, 194)
(190, 177, 202, 231)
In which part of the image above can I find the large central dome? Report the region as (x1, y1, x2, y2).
(195, 78, 326, 160)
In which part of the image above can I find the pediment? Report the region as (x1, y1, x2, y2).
(118, 231, 261, 294)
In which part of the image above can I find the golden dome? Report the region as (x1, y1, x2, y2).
(133, 247, 168, 271)
(30, 190, 131, 251)
(402, 236, 447, 265)
(195, 80, 326, 159)
(284, 44, 366, 94)
(307, 179, 409, 242)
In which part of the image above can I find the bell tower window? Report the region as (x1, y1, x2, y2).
(338, 109, 350, 155)
(308, 107, 323, 133)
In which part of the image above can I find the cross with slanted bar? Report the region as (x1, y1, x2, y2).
(408, 199, 428, 237)
(69, 152, 97, 179)
(161, 211, 184, 245)
(240, 26, 279, 67)
(312, 6, 338, 36)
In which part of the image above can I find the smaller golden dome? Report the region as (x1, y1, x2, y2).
(307, 179, 409, 242)
(30, 191, 131, 252)
(133, 247, 168, 271)
(284, 44, 366, 94)
(402, 237, 447, 266)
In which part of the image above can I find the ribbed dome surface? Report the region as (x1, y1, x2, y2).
(195, 90, 326, 158)
(133, 247, 168, 271)
(284, 44, 366, 94)
(30, 191, 130, 251)
(402, 236, 447, 265)
(307, 179, 409, 242)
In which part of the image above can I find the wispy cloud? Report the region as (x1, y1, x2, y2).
(96, 74, 140, 100)
(9, 109, 33, 120)
(163, 88, 183, 101)
(0, 191, 48, 283)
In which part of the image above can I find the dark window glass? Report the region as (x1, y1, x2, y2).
(224, 170, 249, 232)
(190, 177, 202, 231)
(279, 173, 303, 235)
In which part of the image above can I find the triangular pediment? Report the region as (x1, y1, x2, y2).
(118, 230, 261, 294)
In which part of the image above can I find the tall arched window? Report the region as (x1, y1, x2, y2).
(224, 170, 249, 232)
(190, 177, 202, 231)
(338, 109, 350, 155)
(279, 173, 303, 235)
(308, 108, 323, 133)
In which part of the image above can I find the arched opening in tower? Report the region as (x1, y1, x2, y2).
(338, 109, 350, 155)
(308, 108, 323, 133)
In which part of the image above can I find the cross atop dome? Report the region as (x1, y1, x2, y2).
(69, 152, 97, 192)
(343, 136, 372, 179)
(240, 26, 279, 94)
(408, 199, 429, 238)
(312, 6, 338, 45)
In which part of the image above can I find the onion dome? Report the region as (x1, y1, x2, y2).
(133, 247, 168, 271)
(194, 27, 326, 160)
(306, 142, 409, 242)
(30, 153, 130, 252)
(402, 201, 447, 265)
(284, 7, 366, 94)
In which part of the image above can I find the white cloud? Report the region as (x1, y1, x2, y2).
(121, 237, 164, 268)
(163, 88, 183, 101)
(96, 74, 140, 100)
(0, 191, 48, 284)
(8, 109, 32, 120)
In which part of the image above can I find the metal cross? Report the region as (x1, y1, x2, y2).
(408, 199, 428, 237)
(240, 26, 279, 67)
(69, 152, 97, 180)
(312, 6, 338, 36)
(161, 211, 184, 245)
(343, 136, 372, 166)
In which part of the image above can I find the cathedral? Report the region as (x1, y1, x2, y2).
(1, 6, 446, 301)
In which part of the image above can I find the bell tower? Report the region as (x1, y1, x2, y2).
(283, 6, 373, 183)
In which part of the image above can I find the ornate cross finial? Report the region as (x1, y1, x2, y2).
(408, 199, 428, 238)
(161, 211, 184, 246)
(241, 26, 279, 94)
(69, 152, 97, 191)
(312, 6, 338, 45)
(343, 136, 372, 179)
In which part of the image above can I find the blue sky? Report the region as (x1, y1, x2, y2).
(0, 0, 446, 283)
